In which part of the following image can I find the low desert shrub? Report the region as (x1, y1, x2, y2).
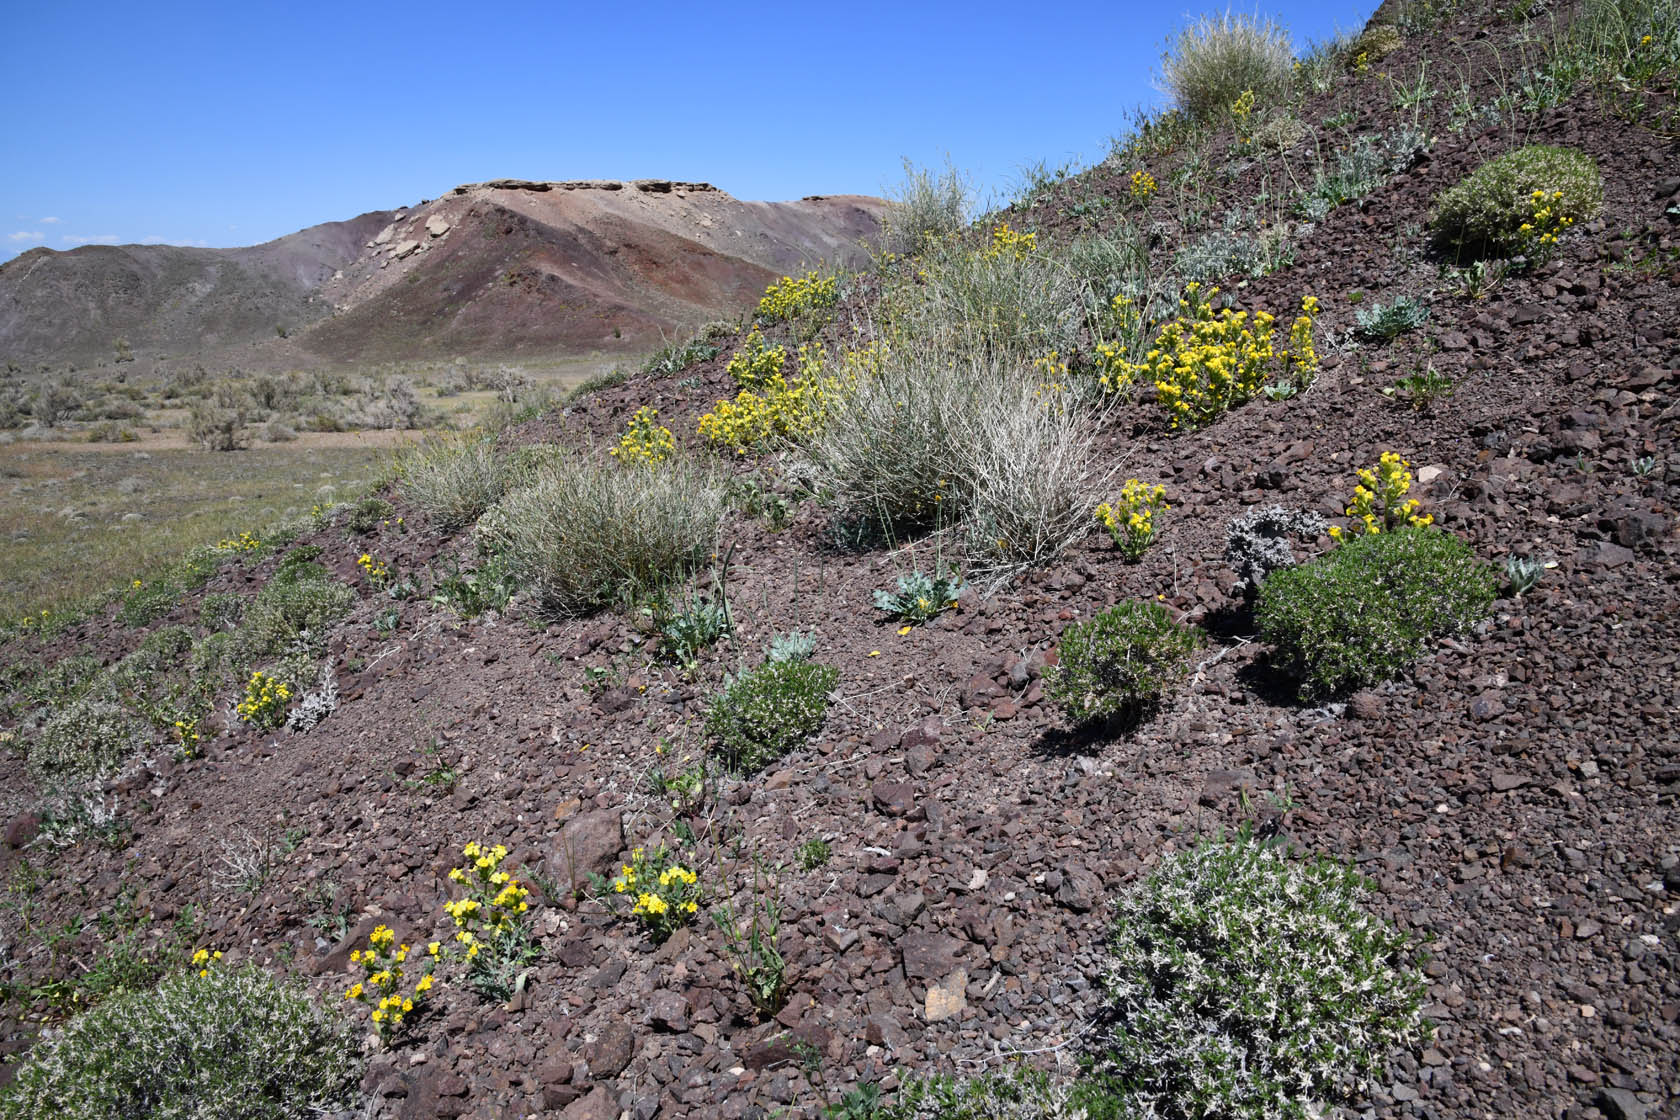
(1045, 601, 1201, 726)
(477, 452, 725, 616)
(30, 697, 146, 787)
(801, 345, 1104, 570)
(344, 496, 394, 535)
(398, 434, 512, 531)
(1086, 831, 1429, 1120)
(234, 571, 355, 667)
(0, 965, 360, 1120)
(1430, 145, 1603, 257)
(706, 659, 838, 773)
(1257, 525, 1497, 698)
(1158, 12, 1294, 122)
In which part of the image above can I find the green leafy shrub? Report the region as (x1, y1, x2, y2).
(0, 965, 360, 1120)
(1045, 601, 1201, 726)
(706, 660, 838, 773)
(119, 578, 183, 629)
(1159, 12, 1294, 122)
(1430, 145, 1603, 256)
(30, 697, 146, 787)
(1257, 525, 1497, 698)
(477, 452, 725, 616)
(398, 434, 513, 531)
(344, 496, 394, 535)
(234, 571, 355, 667)
(1086, 832, 1429, 1120)
(197, 592, 245, 632)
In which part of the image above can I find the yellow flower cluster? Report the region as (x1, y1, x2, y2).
(611, 845, 702, 943)
(1288, 296, 1322, 384)
(1231, 88, 1255, 140)
(1120, 284, 1319, 429)
(214, 531, 261, 554)
(17, 609, 50, 630)
(1129, 169, 1157, 202)
(1095, 479, 1169, 562)
(756, 270, 838, 321)
(1329, 452, 1434, 541)
(1515, 188, 1575, 252)
(235, 670, 292, 728)
(1094, 294, 1148, 396)
(445, 841, 531, 951)
(1352, 50, 1370, 74)
(700, 344, 853, 454)
(725, 325, 788, 387)
(173, 716, 202, 758)
(345, 924, 438, 1043)
(191, 948, 223, 979)
(981, 223, 1037, 262)
(356, 552, 390, 586)
(609, 405, 677, 467)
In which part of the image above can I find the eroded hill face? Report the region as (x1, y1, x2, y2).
(0, 180, 885, 369)
(305, 180, 884, 363)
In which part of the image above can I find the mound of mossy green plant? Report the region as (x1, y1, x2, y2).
(1257, 525, 1497, 699)
(1430, 144, 1603, 257)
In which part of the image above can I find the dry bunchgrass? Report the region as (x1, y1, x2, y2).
(1159, 11, 1296, 122)
(798, 341, 1109, 574)
(880, 159, 973, 258)
(477, 451, 726, 616)
(397, 433, 513, 531)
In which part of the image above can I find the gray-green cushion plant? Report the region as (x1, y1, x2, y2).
(0, 965, 361, 1120)
(1086, 831, 1429, 1120)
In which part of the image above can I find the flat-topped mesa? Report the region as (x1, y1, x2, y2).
(450, 179, 723, 196)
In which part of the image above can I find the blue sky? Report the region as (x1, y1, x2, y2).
(1, 1, 1376, 263)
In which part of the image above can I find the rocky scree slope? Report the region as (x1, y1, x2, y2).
(0, 2, 1678, 1119)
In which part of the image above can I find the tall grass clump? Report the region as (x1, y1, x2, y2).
(0, 966, 360, 1120)
(477, 452, 726, 616)
(1159, 11, 1296, 121)
(800, 344, 1106, 574)
(886, 225, 1085, 364)
(398, 434, 513, 531)
(881, 158, 972, 257)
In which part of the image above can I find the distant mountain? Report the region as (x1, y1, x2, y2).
(0, 179, 885, 368)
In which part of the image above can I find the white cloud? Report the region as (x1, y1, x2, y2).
(61, 234, 121, 246)
(7, 231, 44, 242)
(40, 216, 61, 224)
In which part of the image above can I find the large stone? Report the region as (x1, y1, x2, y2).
(585, 1019, 634, 1079)
(549, 810, 625, 892)
(924, 968, 967, 1022)
(561, 1086, 619, 1120)
(900, 930, 966, 980)
(425, 215, 451, 238)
